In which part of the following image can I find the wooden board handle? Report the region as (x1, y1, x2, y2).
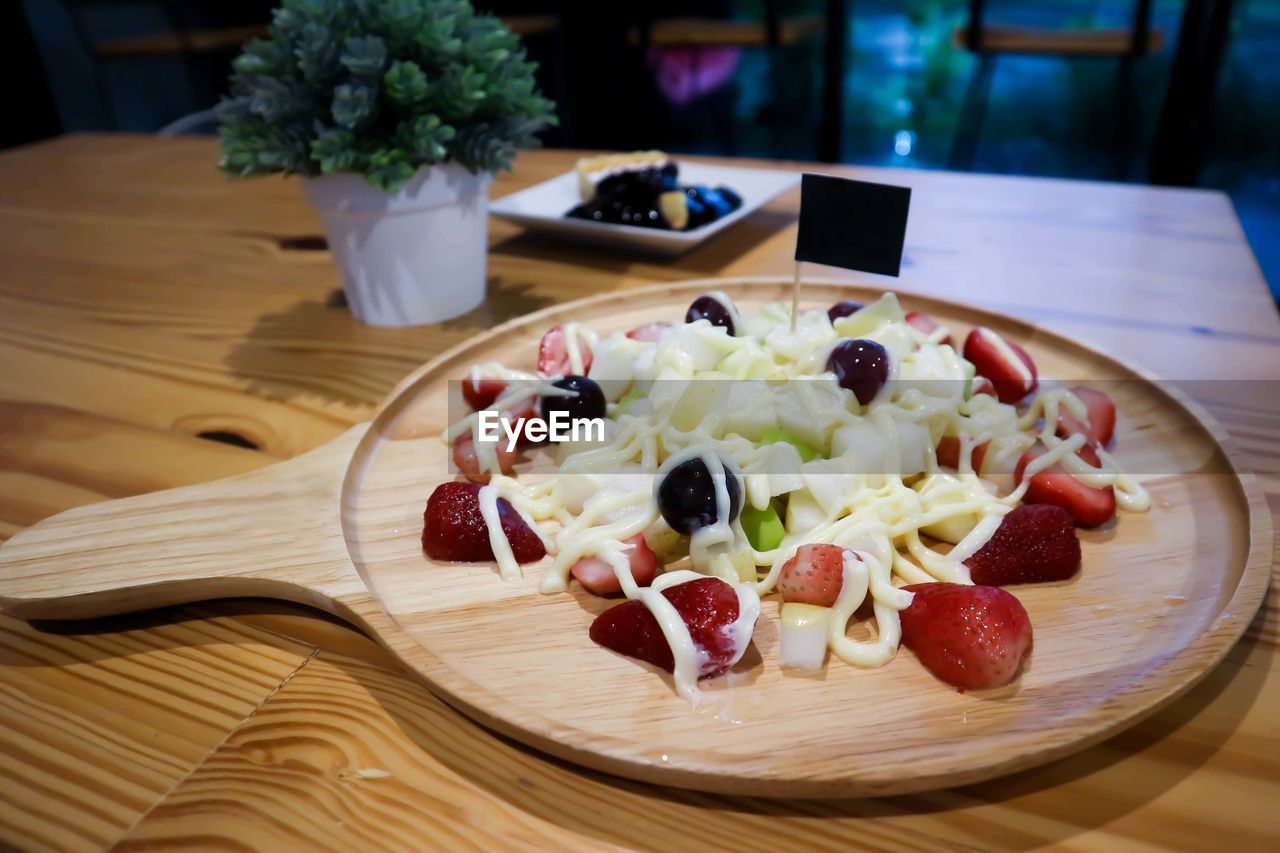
(0, 426, 369, 620)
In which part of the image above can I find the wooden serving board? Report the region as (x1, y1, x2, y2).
(0, 278, 1269, 798)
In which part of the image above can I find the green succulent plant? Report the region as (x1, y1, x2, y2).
(218, 0, 557, 191)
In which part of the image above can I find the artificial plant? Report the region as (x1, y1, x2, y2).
(218, 0, 557, 190)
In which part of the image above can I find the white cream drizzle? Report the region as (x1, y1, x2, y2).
(479, 477, 558, 581)
(641, 570, 761, 703)
(980, 326, 1034, 386)
(1009, 386, 1151, 511)
(559, 322, 597, 376)
(440, 295, 1151, 701)
(827, 548, 914, 667)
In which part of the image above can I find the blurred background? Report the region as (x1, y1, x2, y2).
(3, 0, 1275, 296)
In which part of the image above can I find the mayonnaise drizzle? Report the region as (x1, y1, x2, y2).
(443, 295, 1151, 700)
(829, 549, 913, 667)
(1009, 386, 1151, 510)
(560, 322, 597, 376)
(479, 477, 557, 581)
(643, 571, 761, 703)
(981, 326, 1033, 385)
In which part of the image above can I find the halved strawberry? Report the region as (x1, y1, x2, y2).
(625, 322, 670, 343)
(460, 394, 542, 459)
(964, 504, 1081, 585)
(504, 396, 546, 449)
(778, 544, 847, 606)
(538, 325, 593, 376)
(905, 310, 951, 346)
(461, 377, 508, 411)
(900, 583, 1033, 691)
(452, 431, 520, 485)
(589, 577, 750, 677)
(422, 481, 546, 563)
(1016, 442, 1116, 528)
(570, 534, 659, 596)
(1055, 386, 1116, 447)
(970, 375, 996, 398)
(936, 436, 989, 472)
(963, 327, 1038, 404)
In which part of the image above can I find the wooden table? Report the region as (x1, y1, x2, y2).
(0, 134, 1275, 851)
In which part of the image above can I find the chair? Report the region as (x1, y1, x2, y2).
(626, 1, 844, 161)
(948, 0, 1165, 177)
(27, 0, 569, 140)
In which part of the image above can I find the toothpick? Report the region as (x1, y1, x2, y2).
(790, 261, 802, 333)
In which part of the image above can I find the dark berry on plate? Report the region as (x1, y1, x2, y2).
(685, 293, 736, 335)
(827, 338, 890, 406)
(656, 456, 742, 534)
(541, 375, 606, 426)
(827, 300, 863, 322)
(565, 163, 681, 230)
(566, 164, 741, 232)
(683, 185, 742, 228)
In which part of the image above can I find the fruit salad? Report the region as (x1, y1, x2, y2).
(423, 291, 1150, 702)
(565, 151, 743, 231)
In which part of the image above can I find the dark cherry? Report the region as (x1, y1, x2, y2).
(827, 339, 890, 406)
(540, 375, 606, 427)
(685, 294, 736, 335)
(656, 456, 742, 535)
(827, 300, 863, 323)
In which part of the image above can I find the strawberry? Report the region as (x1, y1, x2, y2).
(964, 504, 1081, 585)
(1016, 442, 1116, 528)
(626, 322, 670, 343)
(963, 327, 1038, 404)
(452, 431, 519, 485)
(461, 377, 508, 411)
(422, 481, 546, 563)
(905, 310, 951, 346)
(456, 394, 542, 470)
(935, 436, 989, 472)
(1055, 386, 1116, 447)
(589, 577, 748, 677)
(570, 534, 659, 596)
(504, 396, 547, 449)
(900, 583, 1033, 691)
(778, 544, 847, 606)
(538, 324, 593, 376)
(970, 375, 996, 398)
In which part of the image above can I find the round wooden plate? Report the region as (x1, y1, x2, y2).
(0, 278, 1270, 798)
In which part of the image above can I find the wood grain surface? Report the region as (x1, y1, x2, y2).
(2, 278, 1266, 798)
(0, 135, 1276, 847)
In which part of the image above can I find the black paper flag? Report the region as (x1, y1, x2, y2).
(795, 174, 911, 277)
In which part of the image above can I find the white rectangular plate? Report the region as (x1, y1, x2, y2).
(490, 162, 800, 256)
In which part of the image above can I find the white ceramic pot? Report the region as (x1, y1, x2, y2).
(303, 163, 492, 327)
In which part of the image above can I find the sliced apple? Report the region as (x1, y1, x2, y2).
(779, 603, 832, 670)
